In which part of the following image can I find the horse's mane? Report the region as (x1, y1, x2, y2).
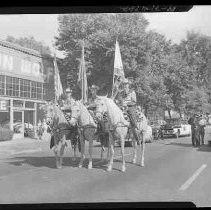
(52, 104, 68, 124)
(74, 100, 96, 126)
(99, 96, 128, 125)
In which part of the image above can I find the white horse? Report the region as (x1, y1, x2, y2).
(69, 101, 97, 169)
(95, 96, 148, 172)
(44, 102, 80, 169)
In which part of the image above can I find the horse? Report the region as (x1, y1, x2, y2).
(95, 96, 148, 172)
(43, 101, 80, 169)
(69, 100, 98, 169)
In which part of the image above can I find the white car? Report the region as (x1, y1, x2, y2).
(161, 119, 191, 138)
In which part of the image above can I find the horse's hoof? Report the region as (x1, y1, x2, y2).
(140, 163, 145, 167)
(121, 165, 126, 172)
(56, 164, 62, 169)
(132, 159, 136, 164)
(78, 164, 82, 168)
(88, 163, 93, 169)
(107, 165, 112, 172)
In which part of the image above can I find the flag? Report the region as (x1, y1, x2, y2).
(78, 41, 88, 104)
(111, 40, 125, 99)
(114, 40, 124, 78)
(54, 53, 63, 101)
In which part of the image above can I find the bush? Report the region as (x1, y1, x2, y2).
(0, 127, 14, 141)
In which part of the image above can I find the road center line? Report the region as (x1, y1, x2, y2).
(179, 164, 207, 191)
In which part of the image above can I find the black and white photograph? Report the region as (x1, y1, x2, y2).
(0, 5, 211, 207)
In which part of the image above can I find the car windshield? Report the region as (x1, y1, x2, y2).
(165, 119, 181, 125)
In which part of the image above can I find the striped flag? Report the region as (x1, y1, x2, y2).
(111, 40, 125, 99)
(54, 53, 63, 101)
(78, 41, 88, 104)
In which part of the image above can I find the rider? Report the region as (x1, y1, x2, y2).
(118, 78, 138, 127)
(61, 87, 76, 127)
(86, 85, 100, 112)
(116, 78, 139, 142)
(62, 87, 76, 111)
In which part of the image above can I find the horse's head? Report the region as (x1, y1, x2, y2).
(69, 101, 81, 126)
(95, 97, 107, 121)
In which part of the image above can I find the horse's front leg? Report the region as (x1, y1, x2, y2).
(107, 139, 110, 162)
(53, 145, 60, 169)
(88, 138, 93, 169)
(120, 134, 126, 172)
(132, 138, 137, 164)
(107, 131, 114, 172)
(140, 133, 145, 167)
(99, 134, 105, 161)
(59, 136, 67, 166)
(78, 135, 85, 168)
(71, 139, 77, 161)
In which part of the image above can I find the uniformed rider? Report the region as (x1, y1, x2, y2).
(117, 78, 138, 130)
(86, 85, 100, 112)
(61, 87, 76, 122)
(61, 87, 75, 111)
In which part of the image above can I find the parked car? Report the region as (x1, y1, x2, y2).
(13, 120, 23, 133)
(160, 118, 191, 138)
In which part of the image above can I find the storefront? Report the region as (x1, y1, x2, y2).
(0, 40, 55, 139)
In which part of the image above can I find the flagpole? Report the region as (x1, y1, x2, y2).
(82, 40, 84, 103)
(53, 45, 57, 103)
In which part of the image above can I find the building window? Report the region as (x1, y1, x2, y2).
(1, 75, 44, 100)
(20, 79, 30, 98)
(37, 83, 42, 99)
(31, 81, 37, 99)
(0, 75, 5, 95)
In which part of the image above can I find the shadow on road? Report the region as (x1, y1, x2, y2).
(196, 145, 211, 152)
(169, 142, 194, 148)
(6, 156, 125, 171)
(168, 142, 211, 152)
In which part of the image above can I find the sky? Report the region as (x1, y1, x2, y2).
(0, 6, 211, 58)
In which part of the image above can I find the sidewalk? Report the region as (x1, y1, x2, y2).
(0, 134, 51, 158)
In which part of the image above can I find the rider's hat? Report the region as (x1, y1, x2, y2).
(89, 85, 99, 91)
(65, 87, 72, 93)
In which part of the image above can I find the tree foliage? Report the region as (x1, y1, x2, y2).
(53, 15, 211, 117)
(6, 35, 51, 55)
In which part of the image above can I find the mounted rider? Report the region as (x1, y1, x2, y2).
(60, 87, 76, 127)
(61, 87, 76, 112)
(86, 85, 100, 112)
(115, 78, 140, 142)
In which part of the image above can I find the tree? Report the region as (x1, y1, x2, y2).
(55, 13, 150, 99)
(173, 31, 211, 114)
(6, 35, 51, 55)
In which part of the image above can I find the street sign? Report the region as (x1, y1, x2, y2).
(0, 99, 9, 111)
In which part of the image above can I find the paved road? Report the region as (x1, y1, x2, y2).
(0, 128, 211, 206)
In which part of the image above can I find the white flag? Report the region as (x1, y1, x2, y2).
(54, 55, 63, 100)
(78, 42, 88, 104)
(112, 40, 125, 98)
(114, 40, 124, 78)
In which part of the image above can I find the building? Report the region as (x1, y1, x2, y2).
(0, 39, 55, 139)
